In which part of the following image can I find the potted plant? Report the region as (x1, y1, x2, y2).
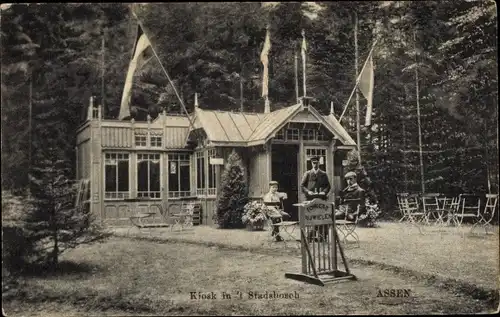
(242, 201, 268, 231)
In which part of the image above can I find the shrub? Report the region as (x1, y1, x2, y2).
(214, 150, 249, 228)
(241, 201, 269, 225)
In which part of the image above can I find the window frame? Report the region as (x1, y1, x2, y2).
(136, 152, 162, 200)
(167, 152, 191, 199)
(104, 152, 131, 200)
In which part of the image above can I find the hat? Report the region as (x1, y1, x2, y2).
(344, 171, 357, 179)
(310, 156, 319, 162)
(269, 180, 278, 186)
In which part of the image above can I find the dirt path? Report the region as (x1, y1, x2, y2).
(3, 238, 495, 315)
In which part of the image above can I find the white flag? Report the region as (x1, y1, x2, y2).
(118, 24, 153, 120)
(260, 26, 271, 98)
(359, 55, 374, 126)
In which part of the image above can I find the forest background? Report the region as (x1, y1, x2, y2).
(1, 1, 497, 213)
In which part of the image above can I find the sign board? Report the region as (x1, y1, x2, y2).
(303, 199, 332, 225)
(209, 157, 224, 165)
(170, 161, 177, 174)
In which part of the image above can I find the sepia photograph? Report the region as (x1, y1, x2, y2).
(1, 1, 498, 315)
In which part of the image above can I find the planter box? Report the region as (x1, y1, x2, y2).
(246, 220, 265, 231)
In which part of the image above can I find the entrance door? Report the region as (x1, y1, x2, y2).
(271, 144, 299, 220)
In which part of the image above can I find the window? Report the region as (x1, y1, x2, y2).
(137, 153, 161, 199)
(286, 128, 300, 141)
(274, 129, 284, 140)
(302, 129, 315, 141)
(317, 129, 328, 141)
(207, 149, 218, 196)
(135, 132, 147, 147)
(104, 153, 130, 199)
(306, 148, 327, 171)
(168, 153, 191, 198)
(150, 136, 162, 147)
(196, 151, 205, 196)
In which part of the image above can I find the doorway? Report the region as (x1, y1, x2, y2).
(271, 144, 299, 221)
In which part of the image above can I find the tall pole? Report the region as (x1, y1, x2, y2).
(29, 77, 32, 171)
(101, 30, 105, 117)
(402, 101, 408, 192)
(414, 30, 425, 194)
(295, 51, 299, 102)
(354, 12, 361, 164)
(240, 60, 244, 112)
(301, 29, 307, 97)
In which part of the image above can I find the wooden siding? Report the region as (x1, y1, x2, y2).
(101, 127, 132, 148)
(248, 147, 270, 198)
(290, 110, 321, 123)
(78, 140, 91, 179)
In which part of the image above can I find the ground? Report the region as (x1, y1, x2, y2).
(3, 221, 498, 316)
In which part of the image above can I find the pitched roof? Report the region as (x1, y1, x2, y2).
(322, 114, 356, 146)
(185, 104, 356, 147)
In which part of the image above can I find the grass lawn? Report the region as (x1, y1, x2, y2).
(3, 237, 495, 316)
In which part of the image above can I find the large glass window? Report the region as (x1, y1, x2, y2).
(168, 153, 191, 198)
(207, 149, 218, 196)
(104, 153, 130, 199)
(196, 151, 205, 196)
(305, 148, 327, 171)
(137, 153, 161, 199)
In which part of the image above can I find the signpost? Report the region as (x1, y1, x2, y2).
(285, 198, 356, 286)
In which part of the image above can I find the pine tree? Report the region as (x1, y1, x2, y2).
(214, 150, 249, 229)
(25, 151, 110, 269)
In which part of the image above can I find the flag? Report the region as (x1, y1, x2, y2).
(359, 55, 374, 126)
(118, 23, 153, 120)
(260, 25, 271, 98)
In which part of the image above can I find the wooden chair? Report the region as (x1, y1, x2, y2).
(454, 194, 481, 230)
(421, 193, 441, 225)
(168, 201, 200, 231)
(445, 196, 462, 226)
(335, 198, 362, 247)
(397, 193, 425, 233)
(471, 194, 498, 234)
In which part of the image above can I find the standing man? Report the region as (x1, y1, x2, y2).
(301, 156, 331, 201)
(301, 156, 331, 242)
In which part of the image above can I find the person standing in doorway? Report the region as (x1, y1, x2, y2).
(300, 156, 331, 242)
(301, 156, 331, 201)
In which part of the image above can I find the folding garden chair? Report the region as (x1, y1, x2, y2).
(454, 194, 481, 231)
(445, 196, 462, 226)
(335, 200, 362, 248)
(471, 194, 498, 234)
(397, 193, 425, 233)
(421, 193, 441, 225)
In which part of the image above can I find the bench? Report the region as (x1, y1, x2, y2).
(126, 198, 169, 235)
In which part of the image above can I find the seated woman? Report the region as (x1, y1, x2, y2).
(263, 180, 290, 242)
(335, 171, 366, 221)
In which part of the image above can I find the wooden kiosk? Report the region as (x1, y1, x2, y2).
(285, 198, 356, 286)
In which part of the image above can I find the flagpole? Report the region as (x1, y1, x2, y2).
(354, 12, 361, 164)
(294, 51, 299, 102)
(339, 38, 378, 123)
(414, 30, 425, 195)
(133, 16, 197, 133)
(301, 29, 307, 97)
(101, 29, 105, 117)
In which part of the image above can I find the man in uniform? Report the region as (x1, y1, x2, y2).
(301, 156, 331, 200)
(300, 156, 331, 242)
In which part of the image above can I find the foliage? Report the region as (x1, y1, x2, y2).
(214, 150, 249, 228)
(25, 154, 110, 268)
(241, 201, 269, 225)
(1, 3, 497, 218)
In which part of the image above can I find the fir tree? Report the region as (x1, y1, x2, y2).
(214, 150, 249, 229)
(25, 150, 110, 269)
